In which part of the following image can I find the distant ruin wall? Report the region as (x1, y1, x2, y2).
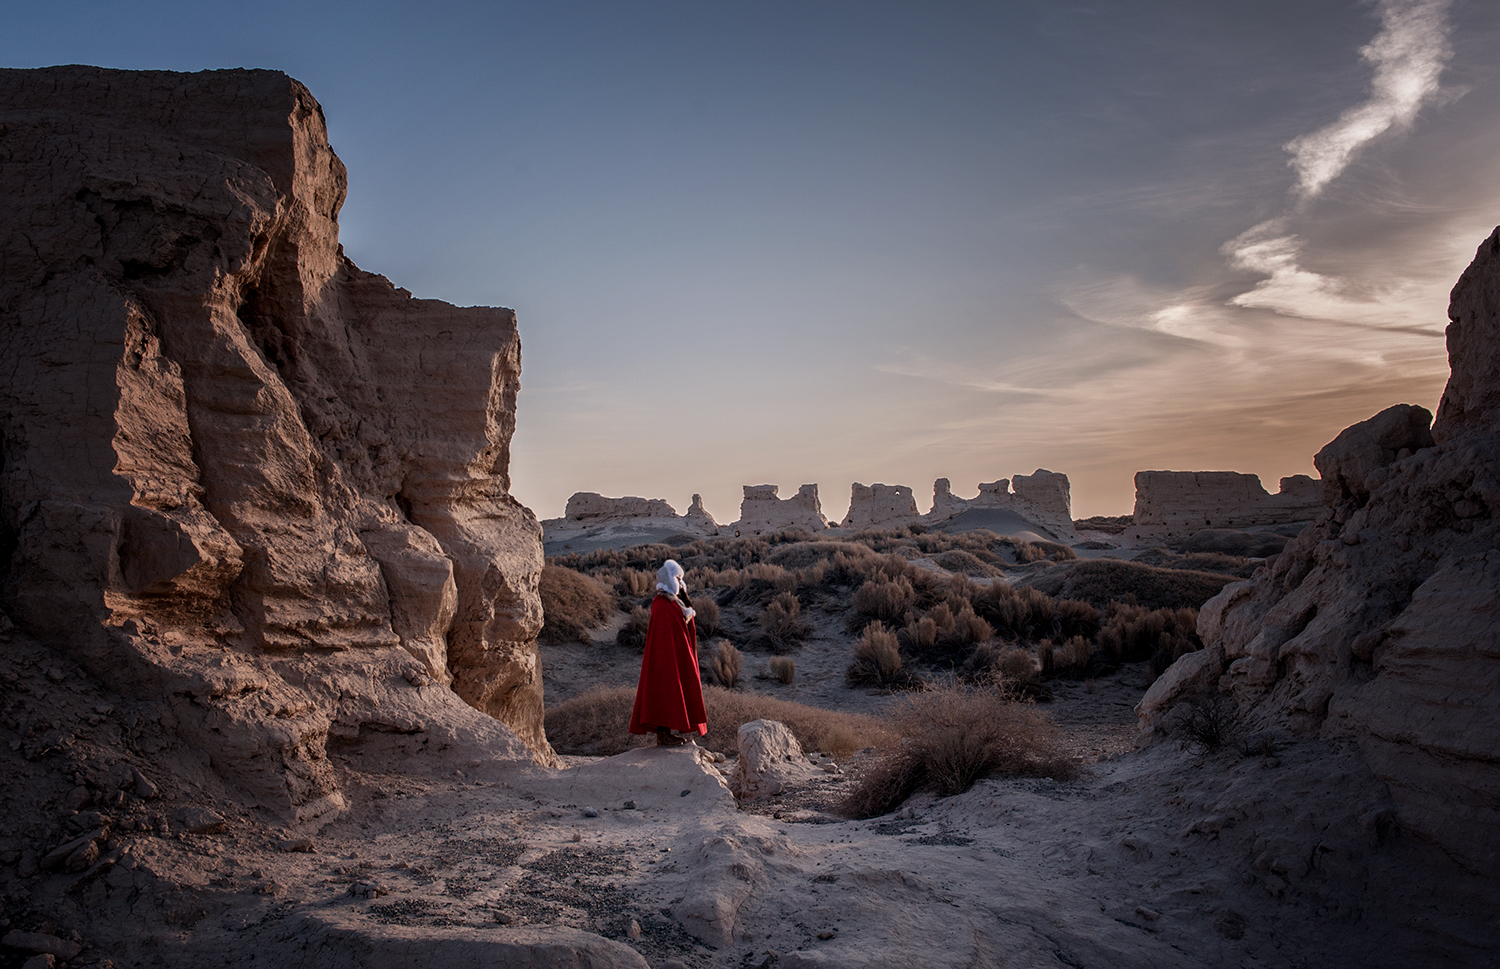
(1129, 471, 1322, 540)
(844, 483, 919, 529)
(926, 470, 1077, 540)
(735, 484, 828, 535)
(564, 492, 677, 520)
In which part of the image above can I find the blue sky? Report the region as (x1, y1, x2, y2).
(6, 1, 1499, 518)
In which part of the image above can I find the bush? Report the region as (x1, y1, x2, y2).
(544, 684, 893, 758)
(769, 656, 796, 685)
(847, 621, 920, 689)
(1013, 540, 1077, 564)
(1039, 636, 1096, 679)
(972, 583, 1099, 642)
(962, 644, 1052, 700)
(615, 605, 651, 650)
(759, 591, 810, 650)
(1096, 603, 1201, 669)
(852, 575, 916, 623)
(538, 565, 616, 645)
(1074, 515, 1133, 535)
(691, 595, 721, 637)
(709, 640, 743, 688)
(840, 683, 1074, 818)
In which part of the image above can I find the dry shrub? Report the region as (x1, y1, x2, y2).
(1039, 635, 1096, 678)
(797, 561, 830, 587)
(900, 615, 939, 653)
(544, 686, 652, 756)
(962, 644, 1052, 700)
(841, 683, 1074, 818)
(1012, 540, 1077, 564)
(1074, 515, 1133, 535)
(847, 621, 921, 689)
(618, 568, 654, 596)
(615, 605, 652, 650)
(538, 565, 616, 645)
(932, 549, 999, 577)
(974, 583, 1099, 642)
(759, 591, 810, 649)
(852, 575, 916, 623)
(769, 656, 796, 684)
(940, 601, 993, 649)
(709, 640, 743, 688)
(1096, 603, 1201, 670)
(691, 595, 721, 637)
(544, 684, 892, 759)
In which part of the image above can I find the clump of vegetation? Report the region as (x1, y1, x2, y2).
(932, 549, 999, 577)
(840, 683, 1074, 818)
(543, 685, 893, 759)
(1039, 635, 1098, 678)
(847, 621, 921, 689)
(615, 605, 652, 650)
(691, 595, 721, 637)
(851, 575, 916, 623)
(1096, 604, 1201, 673)
(962, 644, 1051, 700)
(1074, 515, 1133, 535)
(1182, 692, 1241, 752)
(768, 656, 796, 685)
(538, 565, 616, 645)
(759, 591, 810, 649)
(708, 640, 743, 688)
(1012, 540, 1077, 564)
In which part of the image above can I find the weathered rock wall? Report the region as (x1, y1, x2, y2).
(1128, 471, 1321, 541)
(926, 471, 1078, 540)
(1141, 228, 1500, 878)
(734, 484, 828, 535)
(843, 483, 919, 529)
(563, 493, 677, 520)
(0, 66, 548, 819)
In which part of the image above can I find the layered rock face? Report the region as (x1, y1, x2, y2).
(734, 484, 828, 535)
(0, 67, 549, 818)
(1144, 229, 1500, 876)
(1128, 471, 1321, 541)
(843, 482, 919, 529)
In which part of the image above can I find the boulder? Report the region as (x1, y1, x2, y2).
(730, 719, 821, 800)
(0, 66, 547, 818)
(1314, 404, 1435, 507)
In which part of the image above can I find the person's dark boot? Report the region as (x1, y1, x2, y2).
(656, 728, 685, 747)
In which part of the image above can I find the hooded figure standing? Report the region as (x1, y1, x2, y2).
(628, 560, 708, 747)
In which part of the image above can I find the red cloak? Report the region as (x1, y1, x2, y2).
(628, 593, 708, 736)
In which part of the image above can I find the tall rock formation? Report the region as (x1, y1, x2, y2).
(0, 66, 549, 818)
(734, 484, 828, 535)
(843, 482, 919, 529)
(1142, 229, 1500, 877)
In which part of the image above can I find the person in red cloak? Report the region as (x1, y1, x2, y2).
(628, 559, 708, 747)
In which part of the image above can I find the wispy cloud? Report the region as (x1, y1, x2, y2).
(1284, 0, 1453, 199)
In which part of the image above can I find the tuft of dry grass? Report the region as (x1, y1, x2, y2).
(768, 656, 796, 685)
(759, 591, 810, 650)
(1096, 603, 1201, 673)
(708, 639, 743, 688)
(932, 549, 1000, 577)
(1039, 635, 1096, 678)
(614, 605, 651, 650)
(1012, 540, 1077, 564)
(847, 621, 922, 689)
(543, 685, 893, 759)
(840, 682, 1074, 818)
(962, 644, 1052, 700)
(538, 565, 616, 645)
(851, 575, 916, 623)
(691, 595, 721, 637)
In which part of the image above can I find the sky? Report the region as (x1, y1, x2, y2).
(5, 0, 1500, 520)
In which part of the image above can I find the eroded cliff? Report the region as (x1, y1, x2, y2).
(0, 66, 551, 820)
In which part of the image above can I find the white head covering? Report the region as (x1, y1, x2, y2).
(655, 560, 695, 620)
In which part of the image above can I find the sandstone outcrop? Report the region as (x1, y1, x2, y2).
(733, 484, 828, 535)
(1127, 471, 1321, 542)
(843, 483, 919, 529)
(1142, 228, 1500, 878)
(0, 66, 549, 819)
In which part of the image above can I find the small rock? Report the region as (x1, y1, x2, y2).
(255, 881, 283, 895)
(22, 954, 56, 969)
(42, 828, 106, 870)
(44, 668, 64, 682)
(494, 910, 514, 924)
(2, 930, 82, 960)
(627, 919, 641, 939)
(349, 881, 388, 898)
(63, 787, 89, 811)
(0, 850, 19, 865)
(17, 851, 38, 878)
(64, 840, 100, 872)
(623, 801, 636, 810)
(1135, 906, 1161, 921)
(131, 769, 158, 799)
(173, 807, 225, 835)
(278, 838, 315, 853)
(94, 703, 114, 715)
(68, 811, 106, 833)
(817, 929, 836, 939)
(581, 807, 599, 818)
(680, 790, 691, 797)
